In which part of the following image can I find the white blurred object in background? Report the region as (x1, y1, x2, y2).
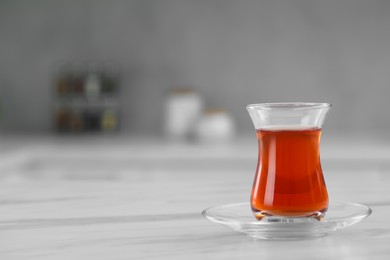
(164, 88, 203, 140)
(194, 109, 235, 143)
(84, 73, 101, 101)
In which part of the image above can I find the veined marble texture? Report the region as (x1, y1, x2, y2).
(0, 137, 389, 259)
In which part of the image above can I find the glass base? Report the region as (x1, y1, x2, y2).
(253, 210, 327, 222)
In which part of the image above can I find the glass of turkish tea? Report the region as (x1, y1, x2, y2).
(246, 103, 331, 222)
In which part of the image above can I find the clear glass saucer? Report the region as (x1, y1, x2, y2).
(202, 201, 372, 240)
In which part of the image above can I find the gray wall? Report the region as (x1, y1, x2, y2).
(1, 0, 390, 134)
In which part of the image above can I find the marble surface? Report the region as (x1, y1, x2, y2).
(0, 136, 389, 259)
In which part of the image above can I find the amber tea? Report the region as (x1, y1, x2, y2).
(251, 127, 328, 219)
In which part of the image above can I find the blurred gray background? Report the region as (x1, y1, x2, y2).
(0, 0, 389, 134)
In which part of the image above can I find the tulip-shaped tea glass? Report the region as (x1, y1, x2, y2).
(247, 103, 331, 222)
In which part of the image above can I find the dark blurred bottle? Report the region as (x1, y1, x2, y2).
(55, 62, 72, 97)
(83, 109, 101, 132)
(55, 106, 72, 132)
(56, 75, 68, 97)
(71, 62, 85, 95)
(68, 101, 84, 132)
(101, 61, 119, 95)
(69, 112, 84, 132)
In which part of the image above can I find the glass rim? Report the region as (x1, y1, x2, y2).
(246, 102, 332, 110)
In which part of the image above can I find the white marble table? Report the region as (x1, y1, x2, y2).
(0, 136, 389, 259)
